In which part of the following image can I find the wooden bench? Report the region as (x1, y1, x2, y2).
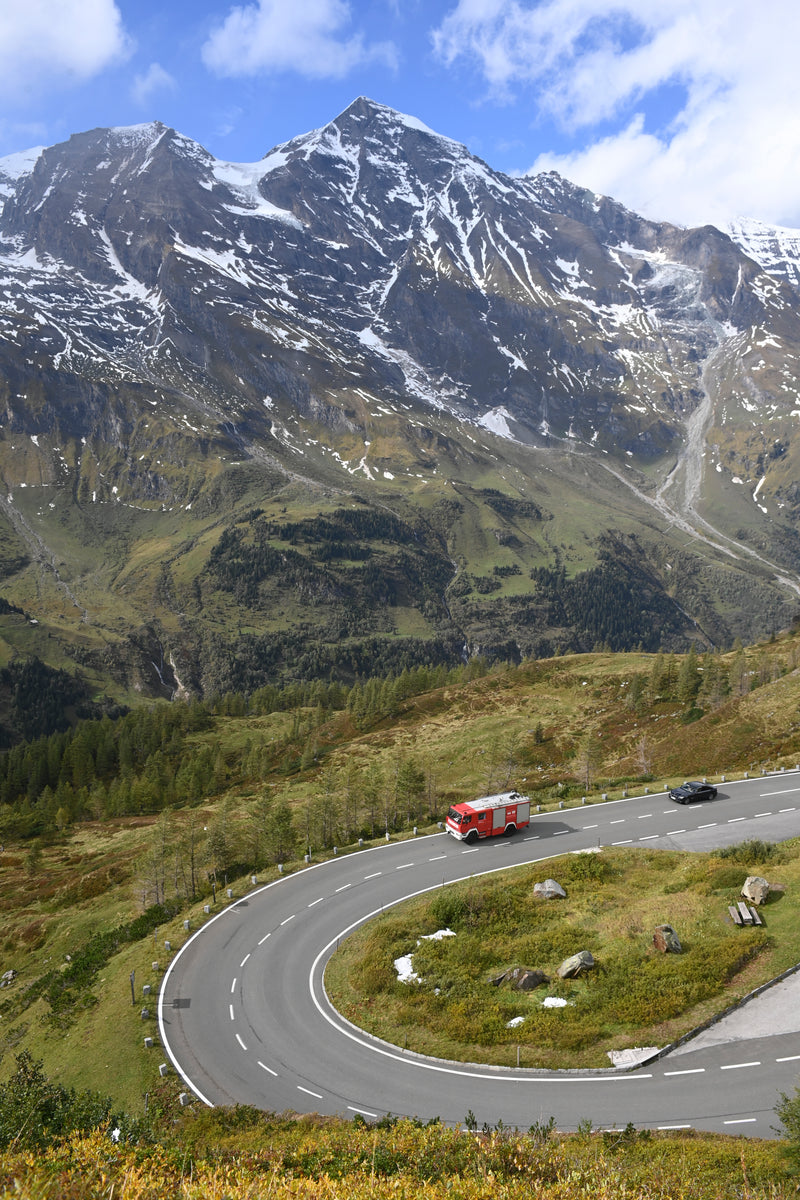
(728, 905, 743, 925)
(737, 901, 755, 925)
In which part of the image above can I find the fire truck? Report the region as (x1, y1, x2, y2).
(445, 790, 531, 842)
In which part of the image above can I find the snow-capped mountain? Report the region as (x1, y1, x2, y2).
(0, 98, 799, 697)
(727, 218, 800, 294)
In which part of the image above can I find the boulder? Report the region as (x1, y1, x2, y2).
(653, 924, 682, 954)
(557, 951, 595, 979)
(533, 879, 566, 900)
(742, 876, 770, 905)
(489, 966, 549, 990)
(0, 969, 16, 988)
(514, 968, 549, 991)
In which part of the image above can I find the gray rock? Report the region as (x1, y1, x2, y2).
(557, 951, 595, 979)
(489, 965, 549, 990)
(742, 876, 770, 905)
(653, 924, 682, 953)
(533, 879, 566, 900)
(514, 968, 550, 991)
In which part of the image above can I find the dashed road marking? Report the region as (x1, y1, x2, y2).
(298, 1086, 323, 1099)
(721, 1061, 761, 1070)
(664, 1068, 705, 1077)
(236, 1034, 247, 1050)
(258, 1061, 278, 1076)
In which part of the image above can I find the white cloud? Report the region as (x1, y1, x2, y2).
(433, 0, 800, 227)
(202, 0, 397, 80)
(0, 0, 131, 100)
(131, 63, 177, 108)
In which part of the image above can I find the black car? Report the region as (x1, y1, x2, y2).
(669, 780, 718, 804)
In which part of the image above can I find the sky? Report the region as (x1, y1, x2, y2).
(1, 0, 799, 230)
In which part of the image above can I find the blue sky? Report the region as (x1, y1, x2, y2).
(1, 0, 799, 229)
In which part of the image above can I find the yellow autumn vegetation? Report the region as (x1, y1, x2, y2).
(0, 1118, 795, 1200)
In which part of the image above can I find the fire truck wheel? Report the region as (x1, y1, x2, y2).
(504, 823, 517, 836)
(465, 829, 478, 844)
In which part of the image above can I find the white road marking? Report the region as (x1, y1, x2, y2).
(395, 863, 414, 870)
(612, 840, 632, 846)
(728, 817, 746, 823)
(610, 819, 625, 825)
(258, 932, 271, 945)
(230, 978, 237, 994)
(779, 807, 796, 813)
(235, 1033, 247, 1051)
(658, 1124, 692, 1130)
(698, 823, 716, 829)
(664, 1068, 705, 1077)
(524, 835, 540, 841)
(553, 830, 569, 836)
(281, 915, 295, 925)
(308, 897, 324, 907)
(298, 1086, 323, 1099)
(258, 1061, 278, 1076)
(720, 1061, 761, 1070)
(582, 824, 598, 830)
(240, 954, 250, 967)
(666, 829, 686, 835)
(365, 872, 382, 879)
(724, 1118, 757, 1125)
(637, 814, 652, 819)
(348, 1106, 378, 1117)
(761, 787, 800, 797)
(755, 812, 772, 818)
(429, 855, 447, 861)
(229, 1004, 235, 1020)
(462, 847, 479, 853)
(336, 884, 351, 892)
(777, 1055, 800, 1063)
(639, 834, 659, 840)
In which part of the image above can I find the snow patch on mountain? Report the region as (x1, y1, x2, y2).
(478, 407, 518, 440)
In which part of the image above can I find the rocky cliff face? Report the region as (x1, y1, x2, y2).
(0, 98, 798, 697)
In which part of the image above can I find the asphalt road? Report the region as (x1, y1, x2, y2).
(158, 772, 800, 1134)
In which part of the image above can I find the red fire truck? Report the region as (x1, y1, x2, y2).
(445, 790, 531, 842)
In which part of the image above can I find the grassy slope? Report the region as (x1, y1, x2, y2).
(0, 414, 795, 705)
